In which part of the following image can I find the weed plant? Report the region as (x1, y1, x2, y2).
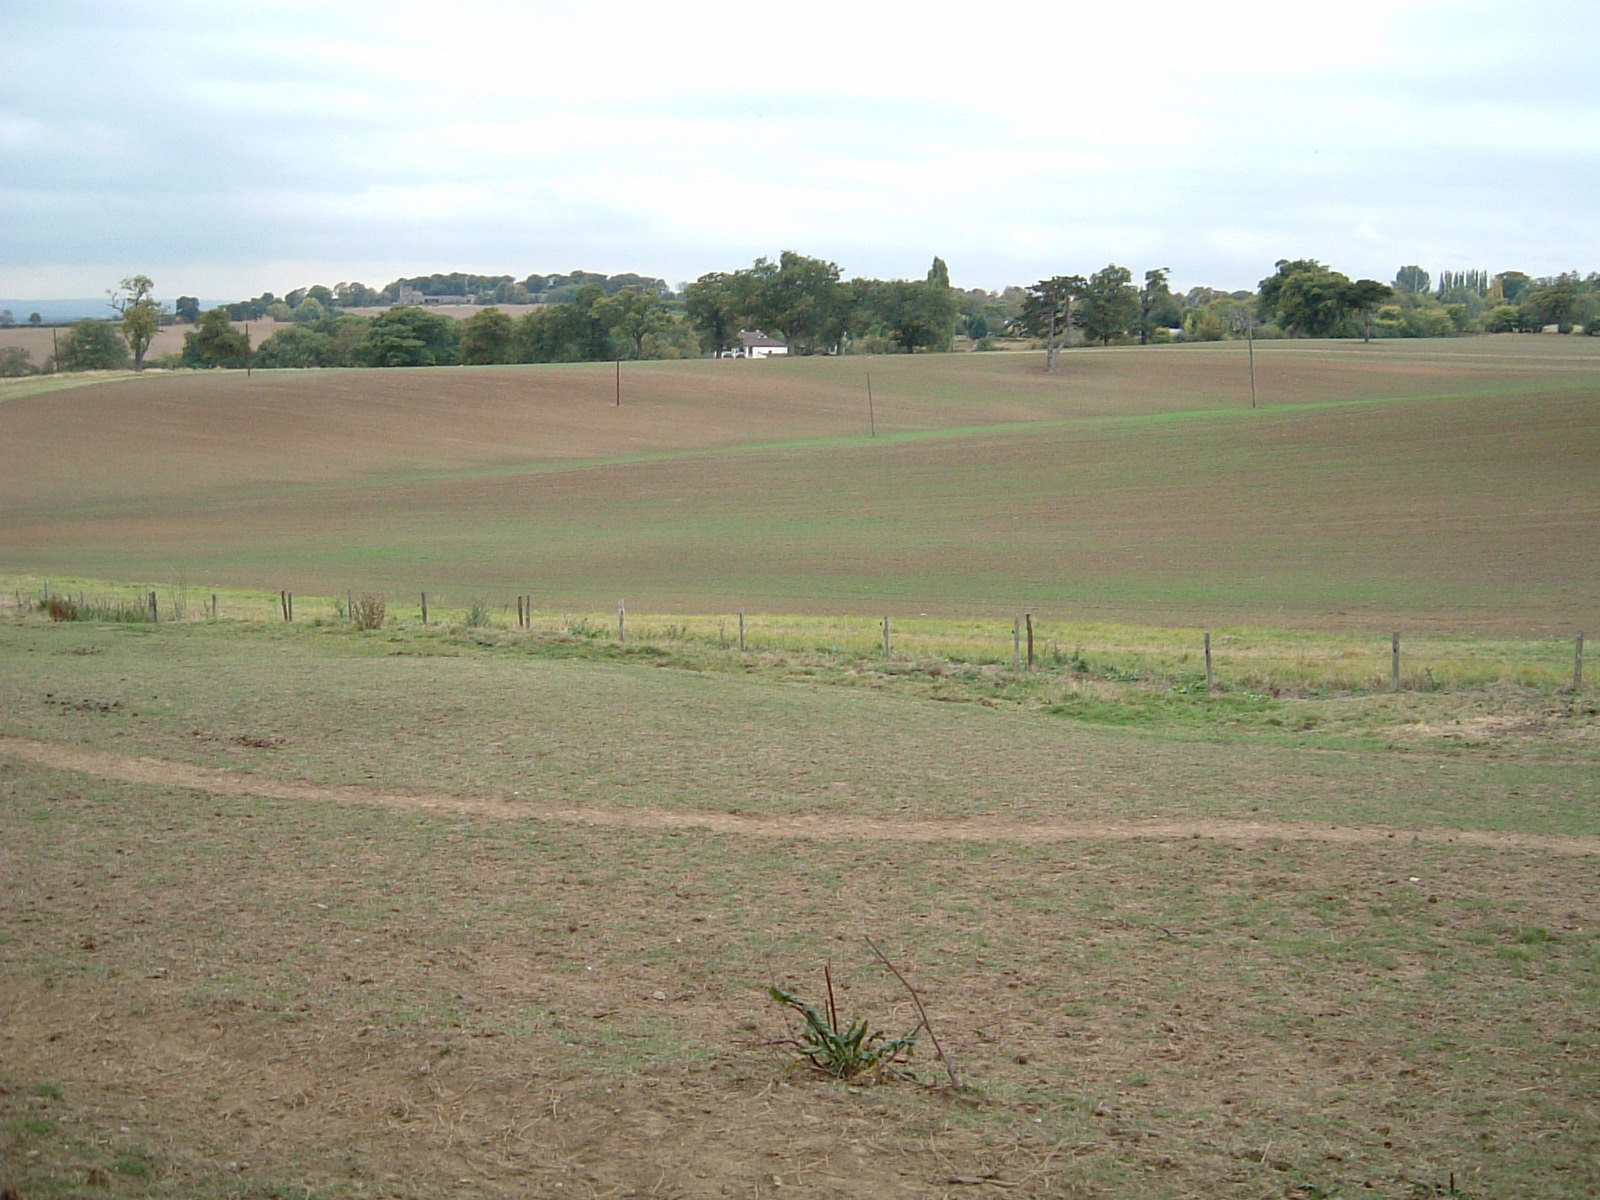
(39, 593, 151, 623)
(351, 592, 386, 631)
(770, 969, 918, 1082)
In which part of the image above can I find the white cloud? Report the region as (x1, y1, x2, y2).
(2, 0, 1595, 298)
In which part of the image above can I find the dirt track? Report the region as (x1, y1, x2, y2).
(5, 733, 1595, 857)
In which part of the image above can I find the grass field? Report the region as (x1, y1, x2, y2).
(3, 339, 1598, 1198)
(1, 616, 1596, 1198)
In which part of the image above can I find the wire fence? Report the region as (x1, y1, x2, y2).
(7, 578, 1588, 697)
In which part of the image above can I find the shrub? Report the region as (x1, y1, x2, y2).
(0, 346, 35, 377)
(351, 592, 386, 631)
(46, 594, 80, 622)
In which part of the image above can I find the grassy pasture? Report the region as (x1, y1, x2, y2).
(2, 338, 1596, 631)
(1, 616, 1597, 1198)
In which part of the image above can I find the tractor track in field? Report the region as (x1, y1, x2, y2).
(4, 733, 1598, 857)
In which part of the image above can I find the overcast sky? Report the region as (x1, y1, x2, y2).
(5, 0, 1595, 301)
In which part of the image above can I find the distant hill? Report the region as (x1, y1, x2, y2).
(0, 299, 227, 324)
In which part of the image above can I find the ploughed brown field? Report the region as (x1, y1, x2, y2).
(1, 336, 1596, 631)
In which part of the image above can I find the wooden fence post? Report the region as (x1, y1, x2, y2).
(882, 616, 891, 659)
(1392, 632, 1401, 691)
(739, 608, 746, 653)
(1026, 613, 1035, 671)
(212, 593, 218, 621)
(1013, 616, 1021, 672)
(421, 593, 429, 626)
(1575, 631, 1585, 693)
(1205, 631, 1214, 693)
(148, 591, 158, 622)
(618, 599, 626, 643)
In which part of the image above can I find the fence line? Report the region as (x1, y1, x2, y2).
(8, 580, 1588, 694)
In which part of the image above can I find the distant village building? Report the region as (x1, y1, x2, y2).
(721, 331, 788, 359)
(397, 285, 474, 307)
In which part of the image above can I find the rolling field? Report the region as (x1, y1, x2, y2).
(3, 339, 1599, 1198)
(2, 337, 1596, 630)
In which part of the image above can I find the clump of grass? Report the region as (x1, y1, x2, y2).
(465, 598, 491, 628)
(111, 1147, 154, 1178)
(43, 592, 153, 622)
(351, 592, 387, 631)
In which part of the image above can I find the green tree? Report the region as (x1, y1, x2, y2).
(333, 281, 383, 308)
(1393, 265, 1431, 295)
(1275, 265, 1358, 337)
(862, 261, 957, 354)
(1494, 271, 1533, 304)
(1255, 259, 1325, 330)
(460, 307, 516, 364)
(0, 309, 12, 326)
(109, 275, 163, 370)
(683, 272, 750, 356)
(597, 286, 668, 359)
(511, 305, 566, 363)
(921, 256, 957, 351)
(1019, 275, 1086, 371)
(174, 296, 201, 324)
(181, 309, 250, 368)
(253, 324, 334, 368)
(1137, 268, 1180, 344)
(55, 320, 130, 371)
(352, 306, 460, 367)
(1520, 274, 1581, 332)
(0, 347, 35, 377)
(560, 284, 616, 361)
(512, 285, 612, 362)
(1484, 304, 1522, 333)
(747, 251, 851, 355)
(638, 313, 703, 359)
(28, 312, 41, 326)
(1258, 261, 1369, 337)
(1079, 264, 1139, 346)
(1348, 279, 1394, 343)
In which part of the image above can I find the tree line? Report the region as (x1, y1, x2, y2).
(6, 256, 1597, 378)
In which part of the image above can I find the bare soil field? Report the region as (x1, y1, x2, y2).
(1, 338, 1595, 631)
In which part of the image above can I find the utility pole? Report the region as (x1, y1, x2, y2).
(1236, 313, 1258, 409)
